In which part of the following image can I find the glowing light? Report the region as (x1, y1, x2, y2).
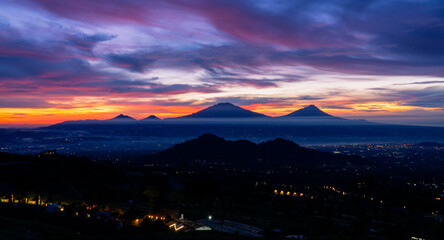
(169, 223, 185, 231)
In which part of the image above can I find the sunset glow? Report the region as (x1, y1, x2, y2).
(1, 0, 443, 126)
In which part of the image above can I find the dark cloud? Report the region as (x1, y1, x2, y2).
(197, 95, 324, 106)
(296, 96, 323, 101)
(368, 86, 444, 108)
(0, 32, 115, 88)
(396, 80, 444, 85)
(199, 97, 280, 106)
(18, 0, 444, 77)
(106, 53, 157, 73)
(324, 105, 353, 110)
(400, 87, 444, 108)
(0, 98, 55, 108)
(110, 83, 220, 94)
(148, 100, 197, 106)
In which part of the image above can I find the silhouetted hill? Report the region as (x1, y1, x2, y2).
(145, 134, 366, 167)
(172, 102, 268, 118)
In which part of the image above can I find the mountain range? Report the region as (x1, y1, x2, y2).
(61, 103, 347, 123)
(167, 103, 343, 120)
(2, 102, 441, 155)
(42, 102, 443, 143)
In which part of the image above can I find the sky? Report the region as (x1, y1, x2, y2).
(0, 0, 443, 127)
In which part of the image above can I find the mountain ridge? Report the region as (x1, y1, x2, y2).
(144, 134, 367, 167)
(50, 103, 348, 124)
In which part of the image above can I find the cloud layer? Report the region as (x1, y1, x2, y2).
(0, 0, 443, 125)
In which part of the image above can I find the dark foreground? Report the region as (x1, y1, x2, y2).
(0, 135, 443, 239)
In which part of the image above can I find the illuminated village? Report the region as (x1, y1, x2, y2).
(0, 145, 442, 239)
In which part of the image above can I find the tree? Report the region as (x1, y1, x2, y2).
(143, 186, 160, 210)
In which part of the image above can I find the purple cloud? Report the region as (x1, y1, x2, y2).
(1, 0, 444, 125)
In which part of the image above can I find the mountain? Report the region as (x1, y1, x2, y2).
(283, 105, 334, 117)
(173, 102, 268, 119)
(142, 115, 161, 120)
(144, 134, 366, 167)
(108, 114, 136, 121)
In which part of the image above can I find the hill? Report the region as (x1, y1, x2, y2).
(145, 134, 367, 167)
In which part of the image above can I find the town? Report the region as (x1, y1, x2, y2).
(0, 138, 442, 239)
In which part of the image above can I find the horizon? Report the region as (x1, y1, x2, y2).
(1, 0, 443, 127)
(1, 101, 444, 128)
(0, 102, 443, 128)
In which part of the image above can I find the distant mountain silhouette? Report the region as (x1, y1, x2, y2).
(108, 114, 136, 121)
(172, 102, 268, 118)
(142, 115, 161, 120)
(283, 105, 334, 117)
(145, 134, 366, 167)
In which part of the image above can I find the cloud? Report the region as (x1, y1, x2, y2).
(366, 86, 444, 108)
(324, 105, 353, 110)
(24, 0, 444, 78)
(105, 52, 158, 73)
(396, 80, 444, 85)
(110, 83, 220, 95)
(400, 87, 444, 108)
(1, 0, 444, 125)
(195, 95, 325, 107)
(0, 31, 115, 89)
(0, 98, 55, 108)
